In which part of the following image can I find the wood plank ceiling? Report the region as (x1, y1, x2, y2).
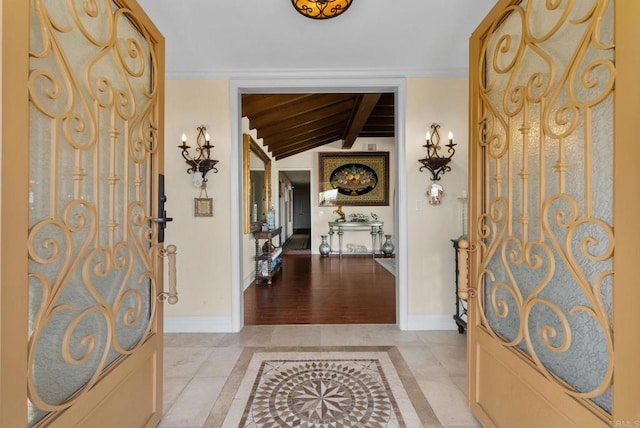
(241, 93, 395, 160)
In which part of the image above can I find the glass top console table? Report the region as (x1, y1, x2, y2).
(327, 221, 384, 257)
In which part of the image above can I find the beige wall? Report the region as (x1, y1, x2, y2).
(163, 80, 232, 325)
(164, 77, 469, 331)
(406, 78, 469, 319)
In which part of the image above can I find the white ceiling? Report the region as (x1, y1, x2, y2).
(137, 0, 497, 79)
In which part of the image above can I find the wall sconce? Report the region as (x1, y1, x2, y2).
(178, 125, 219, 188)
(291, 0, 353, 19)
(418, 123, 456, 205)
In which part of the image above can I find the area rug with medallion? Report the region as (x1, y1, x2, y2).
(205, 346, 440, 427)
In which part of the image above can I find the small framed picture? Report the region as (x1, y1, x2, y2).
(194, 198, 213, 217)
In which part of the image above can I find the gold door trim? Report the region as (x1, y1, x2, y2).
(1, 1, 32, 426)
(24, 0, 165, 425)
(465, 0, 640, 425)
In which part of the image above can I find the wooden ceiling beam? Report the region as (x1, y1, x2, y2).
(241, 92, 396, 158)
(265, 124, 344, 149)
(259, 112, 350, 142)
(360, 116, 394, 126)
(359, 131, 394, 138)
(275, 137, 342, 160)
(241, 93, 312, 116)
(271, 131, 342, 156)
(246, 94, 354, 130)
(369, 105, 395, 116)
(342, 93, 381, 149)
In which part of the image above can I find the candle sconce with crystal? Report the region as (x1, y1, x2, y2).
(179, 125, 219, 216)
(418, 123, 456, 205)
(178, 125, 219, 188)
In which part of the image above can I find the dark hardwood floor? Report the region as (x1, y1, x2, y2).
(244, 254, 396, 325)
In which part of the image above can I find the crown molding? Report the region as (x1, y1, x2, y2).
(165, 66, 469, 80)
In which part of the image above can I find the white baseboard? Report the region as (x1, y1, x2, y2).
(164, 316, 234, 333)
(164, 315, 457, 333)
(243, 274, 255, 291)
(407, 314, 458, 331)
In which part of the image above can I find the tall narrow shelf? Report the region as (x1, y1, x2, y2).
(253, 227, 282, 285)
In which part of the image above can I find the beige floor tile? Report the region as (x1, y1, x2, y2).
(269, 324, 323, 346)
(418, 378, 480, 427)
(194, 347, 244, 378)
(165, 333, 225, 348)
(159, 377, 226, 428)
(164, 347, 214, 379)
(218, 399, 246, 428)
(163, 377, 191, 415)
(161, 327, 480, 427)
(216, 325, 274, 347)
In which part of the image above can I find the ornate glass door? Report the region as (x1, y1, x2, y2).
(25, 0, 164, 425)
(466, 0, 640, 426)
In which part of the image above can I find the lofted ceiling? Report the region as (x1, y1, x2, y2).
(242, 92, 395, 160)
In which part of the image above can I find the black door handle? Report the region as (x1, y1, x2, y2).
(153, 216, 174, 224)
(156, 175, 172, 243)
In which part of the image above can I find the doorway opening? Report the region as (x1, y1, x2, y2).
(230, 78, 408, 332)
(279, 170, 311, 254)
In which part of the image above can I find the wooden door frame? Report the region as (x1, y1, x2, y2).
(0, 0, 166, 425)
(467, 0, 640, 425)
(1, 0, 30, 426)
(611, 0, 640, 419)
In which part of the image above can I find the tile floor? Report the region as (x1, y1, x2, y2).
(160, 325, 481, 428)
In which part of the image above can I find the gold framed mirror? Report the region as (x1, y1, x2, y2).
(243, 133, 271, 233)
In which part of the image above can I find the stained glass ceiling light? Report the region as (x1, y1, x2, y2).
(291, 0, 353, 19)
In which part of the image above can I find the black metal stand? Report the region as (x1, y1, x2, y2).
(452, 238, 468, 334)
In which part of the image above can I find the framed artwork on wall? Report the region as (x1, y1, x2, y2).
(194, 197, 214, 217)
(318, 152, 389, 206)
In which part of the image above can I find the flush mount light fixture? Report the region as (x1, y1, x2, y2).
(291, 0, 353, 19)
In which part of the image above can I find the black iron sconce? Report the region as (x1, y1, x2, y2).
(418, 123, 456, 205)
(178, 125, 219, 188)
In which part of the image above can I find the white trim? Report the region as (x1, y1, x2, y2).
(230, 76, 408, 333)
(407, 314, 458, 331)
(164, 316, 234, 333)
(230, 86, 243, 332)
(168, 67, 469, 81)
(395, 81, 408, 331)
(243, 274, 255, 291)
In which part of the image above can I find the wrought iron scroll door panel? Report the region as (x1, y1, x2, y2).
(27, 0, 164, 426)
(467, 1, 624, 426)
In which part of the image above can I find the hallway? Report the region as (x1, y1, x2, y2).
(244, 254, 396, 325)
(280, 229, 311, 253)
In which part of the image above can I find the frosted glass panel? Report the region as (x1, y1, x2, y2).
(478, 0, 613, 412)
(28, 0, 159, 424)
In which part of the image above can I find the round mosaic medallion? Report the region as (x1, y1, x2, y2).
(248, 360, 396, 426)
